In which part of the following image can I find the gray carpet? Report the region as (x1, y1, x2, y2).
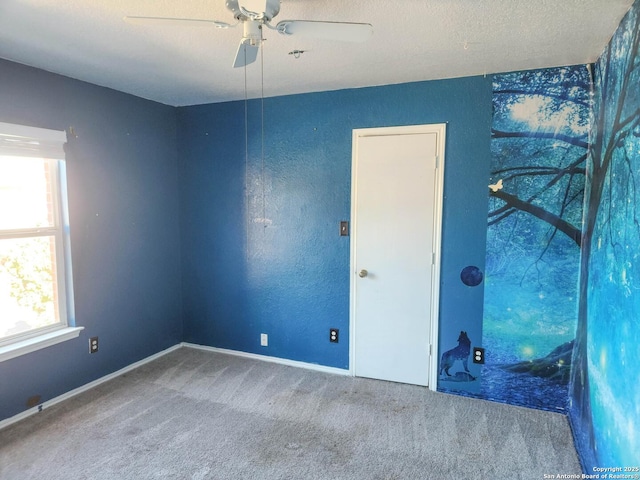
(0, 347, 581, 479)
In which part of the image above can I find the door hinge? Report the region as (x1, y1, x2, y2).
(435, 155, 439, 169)
(432, 252, 435, 265)
(429, 344, 433, 356)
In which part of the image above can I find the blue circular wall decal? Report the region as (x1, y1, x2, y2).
(461, 266, 483, 287)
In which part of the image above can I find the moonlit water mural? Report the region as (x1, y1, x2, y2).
(482, 66, 591, 412)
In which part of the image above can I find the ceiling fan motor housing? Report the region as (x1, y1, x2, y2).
(226, 0, 281, 22)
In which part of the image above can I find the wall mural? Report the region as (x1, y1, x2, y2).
(482, 65, 591, 412)
(570, 1, 640, 469)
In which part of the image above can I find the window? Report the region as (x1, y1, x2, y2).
(0, 122, 81, 362)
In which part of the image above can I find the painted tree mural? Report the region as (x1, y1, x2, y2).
(571, 2, 640, 468)
(483, 65, 590, 411)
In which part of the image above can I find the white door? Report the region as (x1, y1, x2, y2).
(351, 124, 445, 388)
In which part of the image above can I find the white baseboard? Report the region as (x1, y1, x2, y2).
(0, 344, 181, 431)
(182, 342, 351, 377)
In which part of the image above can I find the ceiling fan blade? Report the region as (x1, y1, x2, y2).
(124, 16, 232, 29)
(275, 20, 373, 42)
(233, 40, 260, 68)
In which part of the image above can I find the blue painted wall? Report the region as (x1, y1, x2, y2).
(178, 77, 493, 381)
(0, 59, 182, 421)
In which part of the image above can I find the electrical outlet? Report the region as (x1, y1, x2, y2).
(89, 336, 99, 354)
(260, 333, 268, 347)
(329, 328, 339, 343)
(473, 347, 485, 364)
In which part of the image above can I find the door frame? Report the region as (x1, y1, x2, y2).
(349, 123, 446, 391)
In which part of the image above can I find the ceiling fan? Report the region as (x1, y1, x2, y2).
(124, 0, 373, 68)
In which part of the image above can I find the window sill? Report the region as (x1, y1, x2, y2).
(0, 327, 84, 363)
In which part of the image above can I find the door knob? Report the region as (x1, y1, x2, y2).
(358, 269, 368, 278)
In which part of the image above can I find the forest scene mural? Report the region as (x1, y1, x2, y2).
(482, 65, 590, 412)
(570, 0, 640, 469)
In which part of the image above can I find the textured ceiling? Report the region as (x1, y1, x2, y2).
(0, 0, 634, 106)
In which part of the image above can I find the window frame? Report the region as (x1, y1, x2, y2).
(0, 122, 82, 362)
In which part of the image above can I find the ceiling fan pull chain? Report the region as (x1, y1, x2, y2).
(244, 46, 251, 257)
(261, 30, 266, 230)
